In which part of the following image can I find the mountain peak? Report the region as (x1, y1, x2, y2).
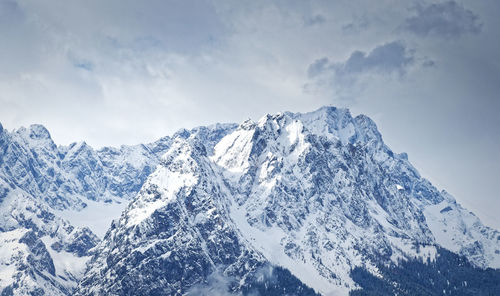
(239, 118, 256, 130)
(28, 124, 52, 140)
(14, 124, 55, 149)
(15, 124, 53, 143)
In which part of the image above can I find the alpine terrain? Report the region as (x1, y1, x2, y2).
(0, 106, 499, 295)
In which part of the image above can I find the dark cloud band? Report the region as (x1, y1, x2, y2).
(308, 41, 415, 81)
(403, 1, 482, 38)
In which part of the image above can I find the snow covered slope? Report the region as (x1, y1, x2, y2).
(76, 107, 500, 295)
(0, 178, 99, 295)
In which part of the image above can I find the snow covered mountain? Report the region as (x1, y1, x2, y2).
(0, 121, 157, 295)
(0, 177, 98, 295)
(72, 107, 500, 295)
(1, 107, 499, 295)
(0, 122, 167, 212)
(0, 121, 236, 295)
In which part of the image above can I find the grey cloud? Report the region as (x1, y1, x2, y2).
(422, 59, 436, 68)
(308, 41, 415, 80)
(68, 53, 94, 71)
(304, 14, 326, 26)
(3, 0, 226, 64)
(0, 0, 22, 21)
(73, 61, 94, 71)
(305, 41, 415, 102)
(403, 1, 482, 38)
(307, 57, 330, 78)
(338, 41, 414, 75)
(342, 16, 370, 34)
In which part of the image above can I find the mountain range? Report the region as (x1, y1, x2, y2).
(0, 106, 499, 295)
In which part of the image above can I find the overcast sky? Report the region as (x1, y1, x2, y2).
(1, 0, 499, 229)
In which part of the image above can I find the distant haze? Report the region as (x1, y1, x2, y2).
(1, 0, 498, 229)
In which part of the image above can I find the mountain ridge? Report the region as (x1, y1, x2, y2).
(0, 106, 499, 295)
(77, 106, 499, 295)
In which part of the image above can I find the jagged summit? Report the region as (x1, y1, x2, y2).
(26, 124, 52, 139)
(14, 124, 54, 143)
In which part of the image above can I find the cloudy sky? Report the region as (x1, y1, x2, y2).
(1, 0, 499, 228)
